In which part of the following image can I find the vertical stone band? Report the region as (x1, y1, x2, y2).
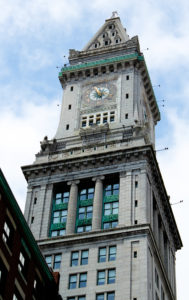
(66, 180, 80, 235)
(92, 176, 105, 231)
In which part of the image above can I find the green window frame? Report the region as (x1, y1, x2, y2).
(53, 209, 67, 224)
(79, 188, 94, 201)
(55, 191, 70, 205)
(104, 202, 119, 216)
(103, 221, 118, 229)
(78, 206, 93, 220)
(51, 229, 66, 237)
(104, 184, 119, 196)
(77, 225, 92, 233)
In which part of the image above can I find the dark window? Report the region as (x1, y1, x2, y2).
(135, 181, 138, 188)
(126, 75, 129, 80)
(110, 115, 115, 122)
(66, 124, 69, 130)
(125, 113, 128, 119)
(31, 216, 34, 224)
(68, 104, 72, 110)
(18, 250, 29, 278)
(71, 252, 79, 266)
(108, 269, 116, 284)
(34, 197, 37, 204)
(126, 93, 129, 99)
(53, 254, 61, 269)
(69, 274, 77, 289)
(97, 270, 105, 285)
(134, 220, 138, 224)
(70, 86, 74, 91)
(109, 246, 116, 261)
(105, 41, 108, 46)
(81, 250, 89, 265)
(135, 200, 138, 207)
(0, 258, 8, 296)
(98, 247, 106, 262)
(2, 219, 14, 249)
(134, 251, 137, 258)
(79, 273, 87, 288)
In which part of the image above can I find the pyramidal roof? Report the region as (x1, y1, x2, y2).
(82, 12, 130, 51)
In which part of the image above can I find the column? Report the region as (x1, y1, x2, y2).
(92, 176, 104, 231)
(66, 180, 80, 235)
(119, 171, 132, 226)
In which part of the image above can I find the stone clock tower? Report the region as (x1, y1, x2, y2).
(22, 13, 182, 300)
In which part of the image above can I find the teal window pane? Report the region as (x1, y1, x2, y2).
(99, 247, 106, 262)
(107, 292, 115, 300)
(71, 252, 79, 266)
(96, 294, 104, 300)
(81, 250, 88, 265)
(97, 271, 105, 285)
(109, 246, 116, 261)
(79, 273, 87, 288)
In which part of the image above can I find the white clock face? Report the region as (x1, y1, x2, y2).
(89, 87, 110, 101)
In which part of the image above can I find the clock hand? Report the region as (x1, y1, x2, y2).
(94, 87, 102, 97)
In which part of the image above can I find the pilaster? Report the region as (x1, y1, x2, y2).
(92, 176, 105, 231)
(66, 180, 80, 234)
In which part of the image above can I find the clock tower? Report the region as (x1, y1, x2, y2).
(22, 13, 182, 300)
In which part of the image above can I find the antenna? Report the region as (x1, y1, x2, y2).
(171, 200, 183, 206)
(156, 147, 168, 152)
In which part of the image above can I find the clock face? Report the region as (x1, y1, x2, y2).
(82, 82, 116, 108)
(89, 87, 110, 101)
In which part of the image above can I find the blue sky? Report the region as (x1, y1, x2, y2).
(0, 0, 188, 298)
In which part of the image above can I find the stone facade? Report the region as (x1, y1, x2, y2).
(22, 14, 182, 300)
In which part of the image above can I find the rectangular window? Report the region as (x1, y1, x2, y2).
(99, 247, 106, 263)
(70, 86, 74, 91)
(79, 273, 87, 288)
(104, 202, 118, 216)
(110, 116, 115, 122)
(126, 93, 129, 99)
(96, 294, 104, 300)
(97, 270, 105, 285)
(68, 104, 72, 110)
(126, 75, 129, 80)
(66, 124, 69, 130)
(71, 252, 79, 266)
(105, 184, 119, 196)
(2, 219, 14, 249)
(69, 274, 77, 289)
(53, 210, 67, 224)
(79, 188, 94, 201)
(109, 246, 116, 261)
(78, 297, 86, 300)
(55, 192, 69, 205)
(107, 292, 115, 300)
(125, 113, 128, 119)
(155, 268, 159, 289)
(81, 250, 88, 265)
(53, 254, 62, 269)
(103, 221, 118, 229)
(82, 121, 87, 127)
(45, 255, 52, 268)
(78, 206, 93, 220)
(77, 225, 92, 233)
(108, 269, 116, 284)
(18, 251, 28, 278)
(51, 229, 65, 237)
